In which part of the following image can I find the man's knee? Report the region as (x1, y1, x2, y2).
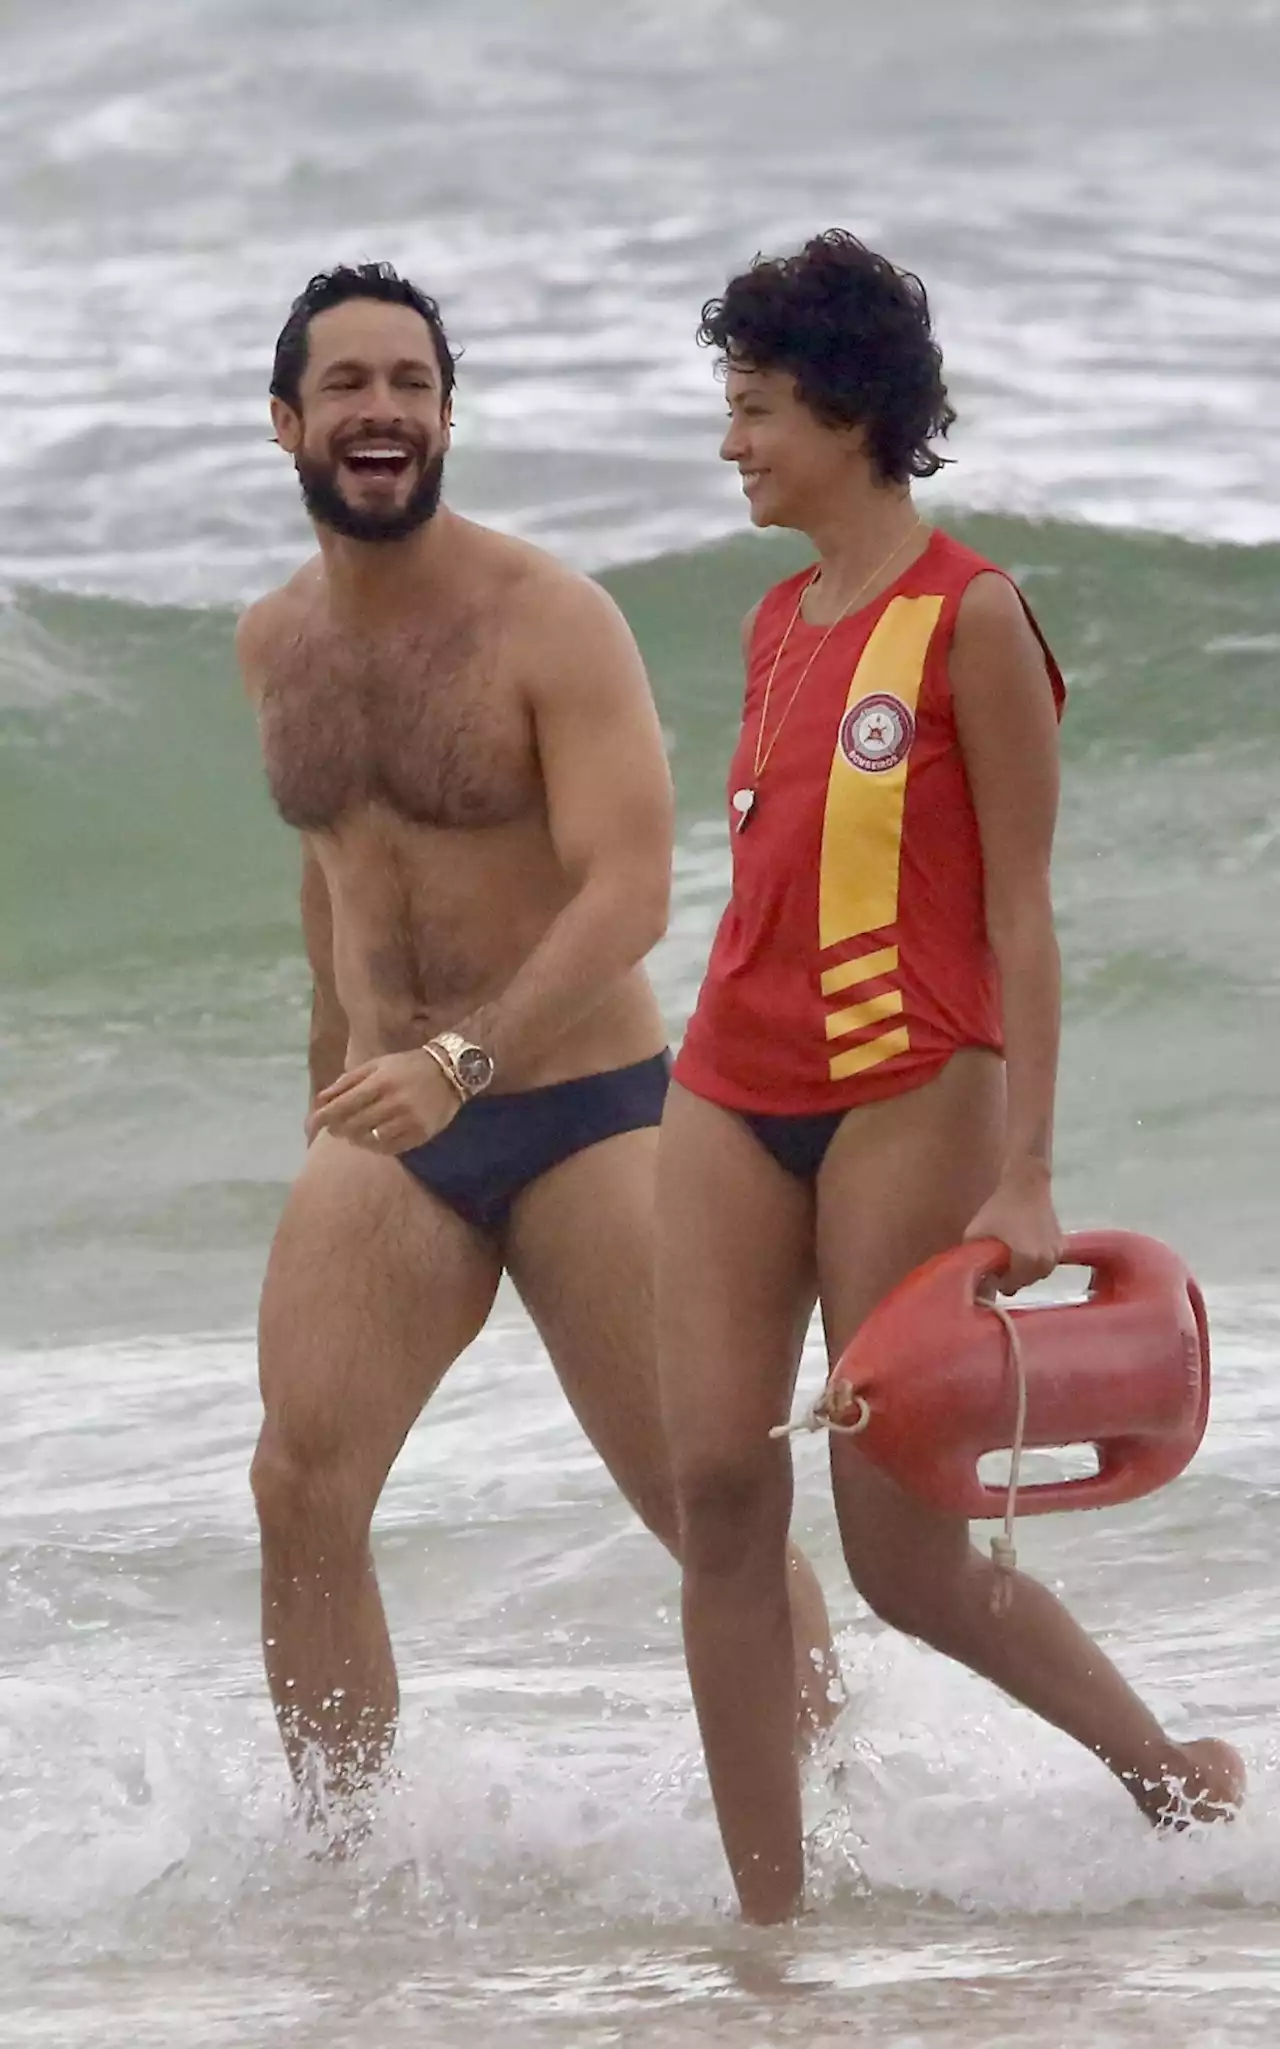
(251, 1427, 374, 1560)
(673, 1448, 790, 1577)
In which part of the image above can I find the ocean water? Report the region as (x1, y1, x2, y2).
(2, 1, 1280, 2043)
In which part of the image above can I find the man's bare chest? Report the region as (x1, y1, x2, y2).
(258, 620, 536, 834)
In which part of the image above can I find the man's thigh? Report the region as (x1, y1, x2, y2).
(502, 1092, 815, 1536)
(501, 1125, 675, 1534)
(259, 1133, 503, 1489)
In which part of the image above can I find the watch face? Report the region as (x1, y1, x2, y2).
(457, 1045, 494, 1092)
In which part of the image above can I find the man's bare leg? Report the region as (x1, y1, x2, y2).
(817, 1050, 1245, 1831)
(503, 1124, 840, 1739)
(253, 1134, 501, 1801)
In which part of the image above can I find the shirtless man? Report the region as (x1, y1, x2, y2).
(237, 264, 835, 1807)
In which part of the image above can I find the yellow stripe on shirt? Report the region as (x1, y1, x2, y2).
(817, 595, 944, 953)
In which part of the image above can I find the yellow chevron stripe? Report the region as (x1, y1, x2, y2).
(819, 945, 900, 997)
(824, 989, 904, 1040)
(828, 1026, 912, 1081)
(818, 595, 944, 952)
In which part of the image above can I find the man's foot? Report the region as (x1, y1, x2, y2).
(292, 1749, 398, 1859)
(1150, 1737, 1246, 1829)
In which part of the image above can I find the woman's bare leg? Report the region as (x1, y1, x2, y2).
(657, 1084, 825, 1923)
(817, 1051, 1243, 1825)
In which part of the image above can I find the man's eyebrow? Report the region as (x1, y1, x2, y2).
(317, 356, 437, 380)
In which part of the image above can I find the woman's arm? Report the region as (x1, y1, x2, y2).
(950, 571, 1065, 1292)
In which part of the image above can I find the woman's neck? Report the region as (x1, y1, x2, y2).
(800, 485, 925, 624)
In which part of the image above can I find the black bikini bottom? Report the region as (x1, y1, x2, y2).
(739, 1107, 846, 1181)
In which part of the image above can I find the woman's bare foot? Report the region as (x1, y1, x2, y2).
(1149, 1737, 1246, 1828)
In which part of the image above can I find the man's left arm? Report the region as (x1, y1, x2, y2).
(308, 573, 673, 1151)
(951, 571, 1065, 1293)
(449, 575, 673, 1078)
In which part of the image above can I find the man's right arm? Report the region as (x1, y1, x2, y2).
(301, 847, 348, 1112)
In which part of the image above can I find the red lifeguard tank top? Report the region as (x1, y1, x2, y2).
(674, 530, 1066, 1116)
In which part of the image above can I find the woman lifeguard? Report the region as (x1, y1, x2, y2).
(656, 231, 1242, 1923)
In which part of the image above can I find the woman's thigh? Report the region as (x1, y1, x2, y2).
(815, 1050, 1005, 1601)
(656, 1083, 817, 1538)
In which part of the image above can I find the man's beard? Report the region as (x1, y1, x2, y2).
(296, 448, 446, 543)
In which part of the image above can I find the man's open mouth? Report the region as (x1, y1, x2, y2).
(341, 444, 416, 480)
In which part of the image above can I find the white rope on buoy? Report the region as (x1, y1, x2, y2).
(983, 1296, 1028, 1615)
(768, 1389, 871, 1440)
(768, 1292, 1030, 1616)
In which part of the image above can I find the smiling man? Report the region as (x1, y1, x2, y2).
(235, 264, 835, 1817)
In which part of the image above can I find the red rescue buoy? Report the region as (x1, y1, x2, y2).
(820, 1229, 1210, 1519)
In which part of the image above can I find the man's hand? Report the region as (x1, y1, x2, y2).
(963, 1161, 1063, 1295)
(306, 1049, 462, 1154)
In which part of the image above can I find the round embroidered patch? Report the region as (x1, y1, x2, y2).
(839, 692, 916, 774)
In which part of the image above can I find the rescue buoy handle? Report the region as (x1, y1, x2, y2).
(956, 1235, 1013, 1304)
(958, 1231, 1155, 1307)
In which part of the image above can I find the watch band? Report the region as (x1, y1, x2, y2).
(421, 1031, 496, 1102)
(420, 1038, 468, 1102)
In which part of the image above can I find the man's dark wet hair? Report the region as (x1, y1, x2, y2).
(699, 231, 955, 484)
(270, 263, 457, 411)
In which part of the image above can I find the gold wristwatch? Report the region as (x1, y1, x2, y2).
(421, 1030, 496, 1102)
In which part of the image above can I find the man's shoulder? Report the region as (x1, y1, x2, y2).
(234, 562, 320, 683)
(501, 545, 643, 696)
(471, 528, 634, 668)
(464, 521, 612, 617)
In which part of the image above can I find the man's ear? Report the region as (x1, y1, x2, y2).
(270, 396, 302, 454)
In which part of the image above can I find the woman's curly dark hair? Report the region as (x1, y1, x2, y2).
(699, 231, 955, 484)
